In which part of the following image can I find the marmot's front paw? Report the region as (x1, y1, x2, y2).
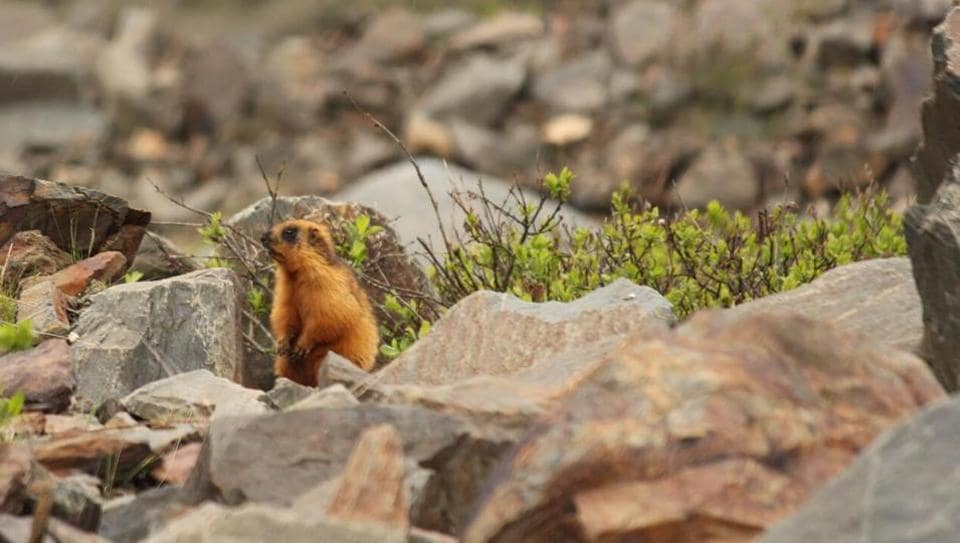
(290, 344, 312, 364)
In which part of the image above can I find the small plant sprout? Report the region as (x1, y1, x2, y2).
(0, 320, 36, 353)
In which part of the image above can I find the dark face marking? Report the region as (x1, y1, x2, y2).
(281, 226, 298, 244)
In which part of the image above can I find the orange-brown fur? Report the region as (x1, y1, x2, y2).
(261, 219, 378, 386)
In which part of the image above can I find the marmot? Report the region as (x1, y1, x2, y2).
(261, 219, 379, 386)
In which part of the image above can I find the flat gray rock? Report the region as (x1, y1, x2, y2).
(122, 370, 268, 422)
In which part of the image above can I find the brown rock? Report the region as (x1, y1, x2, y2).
(0, 340, 74, 413)
(49, 251, 126, 297)
(34, 423, 200, 475)
(463, 310, 943, 543)
(151, 442, 203, 486)
(0, 174, 150, 266)
(0, 231, 71, 286)
(16, 278, 70, 338)
(44, 415, 102, 436)
(326, 424, 408, 531)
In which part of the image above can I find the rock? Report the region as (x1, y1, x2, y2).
(129, 231, 199, 281)
(0, 514, 52, 542)
(913, 7, 960, 203)
(672, 143, 759, 210)
(0, 102, 108, 157)
(325, 424, 408, 532)
(99, 486, 188, 543)
(48, 251, 126, 297)
(144, 500, 407, 543)
(462, 310, 943, 542)
(0, 444, 31, 514)
(405, 112, 455, 157)
(181, 404, 510, 533)
(72, 269, 244, 406)
(0, 231, 71, 285)
(532, 50, 612, 113)
(183, 405, 468, 506)
(334, 158, 598, 250)
(96, 7, 156, 100)
(121, 370, 269, 422)
(316, 352, 373, 391)
(263, 377, 315, 410)
(419, 55, 525, 126)
(34, 423, 199, 475)
(609, 1, 678, 67)
(377, 278, 674, 387)
(814, 15, 876, 69)
(0, 174, 150, 267)
(866, 31, 930, 161)
(449, 12, 543, 50)
(0, 340, 73, 413)
(730, 258, 922, 354)
(16, 279, 70, 339)
(423, 9, 476, 38)
(0, 28, 101, 103)
(690, 0, 792, 69)
(349, 9, 426, 64)
(893, 0, 954, 26)
(50, 472, 102, 531)
(447, 119, 539, 175)
(906, 178, 960, 391)
(751, 76, 796, 114)
(287, 384, 359, 411)
(542, 114, 593, 146)
(759, 395, 960, 542)
(151, 442, 203, 487)
(182, 39, 252, 131)
(44, 415, 101, 436)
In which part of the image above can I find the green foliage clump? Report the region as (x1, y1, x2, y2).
(0, 391, 24, 426)
(425, 169, 905, 320)
(379, 294, 431, 359)
(0, 293, 16, 324)
(0, 320, 36, 354)
(340, 214, 384, 269)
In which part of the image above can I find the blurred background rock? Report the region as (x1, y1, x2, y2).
(0, 0, 948, 247)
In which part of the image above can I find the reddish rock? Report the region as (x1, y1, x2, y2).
(50, 251, 127, 297)
(0, 231, 71, 286)
(34, 423, 200, 475)
(151, 442, 203, 486)
(463, 310, 944, 543)
(0, 340, 74, 413)
(0, 174, 150, 267)
(326, 424, 408, 531)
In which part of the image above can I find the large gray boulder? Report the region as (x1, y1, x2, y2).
(333, 158, 598, 251)
(72, 269, 244, 406)
(759, 395, 960, 543)
(906, 178, 960, 391)
(730, 257, 922, 354)
(417, 55, 525, 126)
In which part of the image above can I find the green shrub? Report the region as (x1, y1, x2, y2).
(0, 320, 36, 354)
(0, 293, 16, 323)
(422, 169, 905, 320)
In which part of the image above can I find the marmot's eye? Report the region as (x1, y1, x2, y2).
(281, 227, 297, 243)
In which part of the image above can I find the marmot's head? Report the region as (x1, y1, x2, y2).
(261, 219, 338, 271)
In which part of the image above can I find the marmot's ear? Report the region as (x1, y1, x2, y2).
(310, 227, 337, 261)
